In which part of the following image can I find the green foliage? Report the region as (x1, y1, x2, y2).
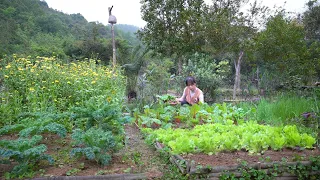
(70, 97, 125, 139)
(19, 122, 67, 138)
(70, 128, 115, 166)
(0, 0, 141, 59)
(135, 101, 249, 129)
(0, 124, 25, 135)
(239, 94, 319, 125)
(181, 53, 230, 100)
(0, 112, 69, 138)
(303, 1, 320, 40)
(0, 135, 54, 178)
(139, 0, 205, 56)
(220, 156, 320, 179)
(254, 13, 316, 86)
(138, 56, 174, 103)
(66, 168, 81, 176)
(144, 121, 316, 154)
(156, 94, 176, 103)
(1, 56, 125, 126)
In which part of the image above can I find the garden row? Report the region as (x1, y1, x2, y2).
(134, 98, 320, 179)
(0, 56, 128, 179)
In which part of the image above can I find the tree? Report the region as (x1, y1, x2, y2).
(203, 0, 267, 98)
(303, 1, 320, 79)
(303, 0, 320, 40)
(138, 0, 206, 66)
(255, 13, 316, 86)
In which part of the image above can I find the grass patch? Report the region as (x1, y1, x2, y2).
(238, 93, 319, 125)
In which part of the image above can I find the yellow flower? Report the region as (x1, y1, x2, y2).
(29, 87, 35, 92)
(91, 80, 96, 84)
(55, 80, 59, 83)
(5, 64, 11, 69)
(4, 75, 9, 78)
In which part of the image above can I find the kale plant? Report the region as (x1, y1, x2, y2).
(0, 135, 54, 178)
(70, 128, 116, 166)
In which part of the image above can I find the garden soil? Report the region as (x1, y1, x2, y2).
(0, 124, 164, 179)
(1, 124, 320, 179)
(182, 147, 320, 168)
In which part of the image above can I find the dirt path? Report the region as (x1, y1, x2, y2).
(115, 124, 164, 178)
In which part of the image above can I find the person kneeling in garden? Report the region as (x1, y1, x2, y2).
(176, 76, 204, 105)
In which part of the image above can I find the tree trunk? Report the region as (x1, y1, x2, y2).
(178, 56, 182, 75)
(257, 66, 260, 89)
(233, 51, 244, 100)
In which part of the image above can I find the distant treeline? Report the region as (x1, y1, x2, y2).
(0, 0, 141, 63)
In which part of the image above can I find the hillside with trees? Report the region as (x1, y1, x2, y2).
(0, 0, 140, 64)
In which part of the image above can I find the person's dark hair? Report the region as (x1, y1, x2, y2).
(185, 76, 196, 86)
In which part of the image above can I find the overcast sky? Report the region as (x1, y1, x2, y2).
(44, 0, 308, 28)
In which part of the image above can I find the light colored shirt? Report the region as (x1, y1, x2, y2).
(180, 87, 204, 103)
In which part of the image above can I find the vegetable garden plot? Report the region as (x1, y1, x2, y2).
(0, 56, 163, 179)
(144, 122, 316, 154)
(152, 131, 320, 179)
(0, 124, 163, 179)
(135, 100, 320, 179)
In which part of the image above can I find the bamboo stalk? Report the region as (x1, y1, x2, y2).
(170, 156, 186, 174)
(173, 154, 184, 161)
(186, 160, 194, 173)
(189, 161, 313, 175)
(207, 171, 320, 179)
(33, 173, 147, 180)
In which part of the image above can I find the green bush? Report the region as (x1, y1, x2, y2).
(181, 53, 230, 101)
(70, 128, 116, 166)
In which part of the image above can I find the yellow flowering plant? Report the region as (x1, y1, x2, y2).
(0, 55, 126, 126)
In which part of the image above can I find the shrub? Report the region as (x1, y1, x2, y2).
(181, 53, 230, 101)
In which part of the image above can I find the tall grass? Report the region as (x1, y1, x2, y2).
(238, 94, 319, 125)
